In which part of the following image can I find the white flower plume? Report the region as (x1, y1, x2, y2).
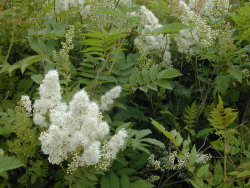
(21, 95, 32, 114)
(134, 5, 172, 67)
(25, 70, 127, 172)
(100, 86, 122, 111)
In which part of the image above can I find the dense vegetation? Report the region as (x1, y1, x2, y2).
(0, 0, 250, 187)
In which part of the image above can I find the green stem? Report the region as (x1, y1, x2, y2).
(160, 170, 182, 188)
(223, 127, 228, 187)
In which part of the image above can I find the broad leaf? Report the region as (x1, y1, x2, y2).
(0, 157, 24, 172)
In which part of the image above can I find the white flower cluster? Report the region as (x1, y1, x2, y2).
(21, 95, 32, 114)
(33, 70, 62, 127)
(134, 6, 172, 67)
(53, 25, 75, 84)
(55, 0, 90, 19)
(147, 150, 211, 171)
(0, 148, 4, 157)
(176, 0, 232, 54)
(147, 175, 160, 183)
(177, 1, 218, 52)
(53, 26, 74, 73)
(242, 68, 250, 79)
(200, 0, 231, 17)
(180, 0, 230, 17)
(95, 129, 127, 170)
(195, 153, 212, 164)
(22, 70, 127, 172)
(147, 154, 161, 169)
(100, 86, 122, 111)
(160, 151, 190, 170)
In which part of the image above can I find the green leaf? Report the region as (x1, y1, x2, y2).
(208, 96, 238, 129)
(0, 171, 8, 179)
(155, 80, 173, 89)
(197, 164, 209, 178)
(188, 146, 198, 167)
(151, 119, 172, 139)
(149, 65, 158, 81)
(142, 138, 165, 148)
(182, 136, 191, 153)
(215, 75, 230, 94)
(0, 55, 43, 75)
(189, 178, 204, 188)
(0, 157, 24, 172)
(148, 83, 158, 91)
(136, 129, 151, 139)
(151, 23, 189, 33)
(131, 179, 154, 188)
(229, 171, 250, 178)
(27, 35, 55, 56)
(109, 171, 120, 188)
(31, 74, 44, 84)
(120, 174, 130, 188)
(158, 69, 182, 79)
(214, 161, 223, 185)
(210, 140, 224, 151)
(229, 69, 243, 83)
(101, 176, 110, 188)
(151, 119, 182, 147)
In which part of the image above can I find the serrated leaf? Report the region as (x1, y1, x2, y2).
(155, 80, 173, 89)
(142, 69, 151, 84)
(131, 179, 154, 188)
(229, 69, 243, 83)
(149, 65, 158, 81)
(215, 75, 230, 94)
(151, 119, 182, 147)
(101, 176, 110, 188)
(189, 178, 204, 188)
(0, 157, 24, 172)
(121, 174, 130, 188)
(197, 164, 209, 178)
(214, 161, 223, 185)
(188, 146, 198, 168)
(210, 140, 224, 151)
(31, 74, 44, 84)
(208, 96, 238, 129)
(158, 69, 182, 79)
(136, 129, 152, 139)
(142, 138, 165, 148)
(0, 55, 43, 75)
(109, 171, 120, 188)
(148, 83, 158, 91)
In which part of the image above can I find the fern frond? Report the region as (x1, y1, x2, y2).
(183, 102, 198, 128)
(82, 30, 126, 65)
(183, 102, 198, 135)
(208, 96, 238, 129)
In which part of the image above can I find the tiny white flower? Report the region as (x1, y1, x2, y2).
(100, 86, 122, 111)
(21, 95, 32, 114)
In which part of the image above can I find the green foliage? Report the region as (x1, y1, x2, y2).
(183, 102, 198, 135)
(82, 30, 126, 64)
(0, 157, 24, 172)
(232, 3, 250, 41)
(129, 65, 181, 92)
(80, 30, 128, 92)
(208, 96, 238, 129)
(6, 105, 38, 160)
(151, 119, 183, 147)
(215, 74, 231, 95)
(0, 0, 250, 187)
(127, 128, 165, 153)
